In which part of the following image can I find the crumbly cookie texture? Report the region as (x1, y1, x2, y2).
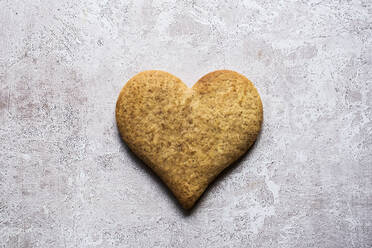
(116, 70, 263, 209)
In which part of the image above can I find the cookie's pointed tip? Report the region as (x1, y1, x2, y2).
(174, 188, 205, 211)
(179, 198, 197, 211)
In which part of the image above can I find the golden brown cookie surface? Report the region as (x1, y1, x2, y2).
(116, 70, 263, 209)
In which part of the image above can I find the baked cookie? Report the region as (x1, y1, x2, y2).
(116, 70, 263, 209)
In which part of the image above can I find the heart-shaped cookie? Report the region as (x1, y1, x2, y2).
(116, 70, 263, 209)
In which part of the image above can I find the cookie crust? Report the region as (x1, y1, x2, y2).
(116, 70, 263, 209)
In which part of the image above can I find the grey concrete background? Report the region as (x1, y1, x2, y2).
(1, 0, 371, 247)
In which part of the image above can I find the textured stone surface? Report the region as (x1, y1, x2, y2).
(0, 0, 371, 247)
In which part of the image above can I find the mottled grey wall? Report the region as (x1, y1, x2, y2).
(1, 0, 371, 247)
